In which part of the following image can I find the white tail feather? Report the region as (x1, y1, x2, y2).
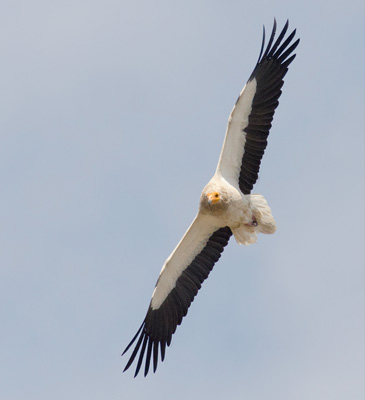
(250, 194, 276, 234)
(232, 194, 276, 245)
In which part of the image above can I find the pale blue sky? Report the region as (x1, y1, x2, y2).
(0, 1, 364, 399)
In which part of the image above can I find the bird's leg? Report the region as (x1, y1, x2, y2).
(249, 215, 258, 227)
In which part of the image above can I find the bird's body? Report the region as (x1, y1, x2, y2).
(123, 19, 299, 377)
(200, 174, 276, 244)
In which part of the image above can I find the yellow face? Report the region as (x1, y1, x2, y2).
(207, 192, 220, 205)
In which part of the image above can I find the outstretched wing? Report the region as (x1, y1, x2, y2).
(216, 19, 300, 194)
(122, 214, 232, 377)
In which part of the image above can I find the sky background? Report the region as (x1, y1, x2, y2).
(0, 1, 364, 399)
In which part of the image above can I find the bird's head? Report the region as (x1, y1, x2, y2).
(206, 192, 220, 205)
(199, 185, 229, 215)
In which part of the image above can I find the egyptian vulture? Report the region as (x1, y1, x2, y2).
(123, 19, 299, 377)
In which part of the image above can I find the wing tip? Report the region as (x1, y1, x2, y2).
(255, 18, 299, 65)
(122, 318, 171, 377)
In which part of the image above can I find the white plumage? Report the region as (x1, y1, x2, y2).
(122, 19, 299, 377)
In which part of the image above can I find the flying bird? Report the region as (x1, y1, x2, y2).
(122, 19, 299, 377)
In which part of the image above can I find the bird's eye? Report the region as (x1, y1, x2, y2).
(215, 193, 219, 198)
